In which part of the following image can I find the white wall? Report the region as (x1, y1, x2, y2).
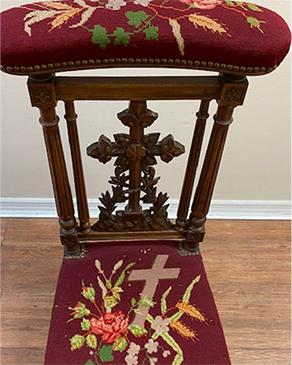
(1, 1, 291, 216)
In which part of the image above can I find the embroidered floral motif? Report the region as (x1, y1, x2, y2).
(67, 257, 206, 364)
(21, 0, 265, 56)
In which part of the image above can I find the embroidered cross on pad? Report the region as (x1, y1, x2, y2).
(128, 254, 180, 327)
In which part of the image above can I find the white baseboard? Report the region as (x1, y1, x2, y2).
(0, 198, 290, 220)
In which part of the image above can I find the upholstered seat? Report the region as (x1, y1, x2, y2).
(1, 0, 290, 76)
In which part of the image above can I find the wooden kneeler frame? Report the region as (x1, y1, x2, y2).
(28, 73, 248, 257)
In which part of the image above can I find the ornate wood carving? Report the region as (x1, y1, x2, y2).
(28, 74, 56, 109)
(219, 75, 249, 106)
(61, 234, 80, 256)
(87, 101, 185, 231)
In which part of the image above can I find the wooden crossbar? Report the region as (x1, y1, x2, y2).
(78, 230, 184, 242)
(54, 76, 221, 101)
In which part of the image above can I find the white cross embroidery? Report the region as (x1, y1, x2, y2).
(128, 254, 180, 327)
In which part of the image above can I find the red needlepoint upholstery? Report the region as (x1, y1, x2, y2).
(44, 242, 231, 365)
(1, 0, 291, 76)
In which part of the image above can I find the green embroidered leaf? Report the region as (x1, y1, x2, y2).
(140, 296, 155, 308)
(70, 302, 91, 319)
(113, 286, 123, 293)
(128, 324, 148, 337)
(224, 0, 234, 6)
(247, 16, 265, 32)
(182, 275, 200, 303)
(160, 332, 183, 364)
(114, 262, 135, 287)
(99, 345, 113, 362)
(86, 334, 97, 349)
(126, 11, 149, 28)
(173, 354, 184, 365)
(113, 27, 131, 46)
(112, 336, 128, 352)
(111, 287, 123, 301)
(247, 3, 262, 12)
(81, 318, 91, 331)
(169, 311, 181, 324)
(92, 25, 110, 49)
(161, 286, 172, 314)
(84, 360, 95, 365)
(104, 295, 119, 309)
(146, 313, 154, 323)
(70, 334, 85, 351)
(82, 283, 96, 302)
(235, 1, 246, 8)
(131, 297, 137, 306)
(106, 280, 112, 289)
(144, 25, 159, 40)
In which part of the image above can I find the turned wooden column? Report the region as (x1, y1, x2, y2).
(28, 74, 80, 255)
(64, 101, 91, 233)
(176, 100, 210, 230)
(183, 74, 249, 252)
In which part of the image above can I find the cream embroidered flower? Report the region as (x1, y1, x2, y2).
(151, 315, 170, 336)
(134, 0, 153, 6)
(145, 339, 159, 354)
(149, 357, 158, 365)
(127, 342, 141, 357)
(163, 350, 171, 358)
(125, 342, 140, 365)
(106, 0, 126, 10)
(125, 354, 138, 365)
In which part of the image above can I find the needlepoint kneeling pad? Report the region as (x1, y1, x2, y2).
(1, 0, 291, 75)
(45, 242, 230, 365)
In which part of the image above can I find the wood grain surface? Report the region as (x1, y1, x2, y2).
(0, 218, 290, 365)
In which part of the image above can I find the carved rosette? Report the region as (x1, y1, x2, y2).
(87, 101, 185, 231)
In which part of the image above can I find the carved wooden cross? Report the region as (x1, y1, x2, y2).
(128, 254, 180, 328)
(87, 100, 185, 230)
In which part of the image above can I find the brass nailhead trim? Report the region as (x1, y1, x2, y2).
(64, 245, 87, 260)
(1, 57, 275, 76)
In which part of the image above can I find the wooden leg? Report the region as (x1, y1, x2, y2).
(183, 74, 249, 251)
(28, 74, 80, 256)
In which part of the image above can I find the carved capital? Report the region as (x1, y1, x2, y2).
(61, 235, 81, 257)
(28, 74, 56, 108)
(219, 75, 249, 107)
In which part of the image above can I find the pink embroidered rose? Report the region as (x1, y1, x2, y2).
(180, 0, 223, 9)
(90, 311, 129, 343)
